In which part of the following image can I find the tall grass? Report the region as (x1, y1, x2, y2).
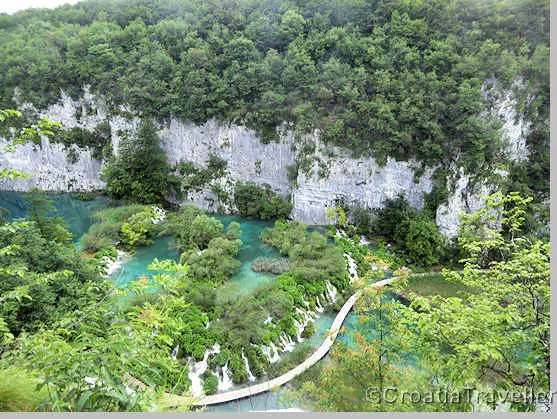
(0, 368, 46, 411)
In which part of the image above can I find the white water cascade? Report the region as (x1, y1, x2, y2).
(325, 280, 339, 303)
(171, 344, 179, 360)
(217, 362, 234, 392)
(345, 253, 358, 283)
(260, 341, 281, 363)
(315, 295, 324, 312)
(241, 348, 256, 382)
(279, 331, 296, 352)
(188, 343, 221, 397)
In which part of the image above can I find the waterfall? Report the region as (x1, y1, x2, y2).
(345, 253, 358, 283)
(264, 315, 273, 325)
(171, 344, 179, 360)
(242, 348, 256, 382)
(315, 296, 324, 312)
(269, 342, 281, 362)
(105, 250, 126, 276)
(279, 332, 295, 352)
(217, 361, 233, 391)
(187, 343, 220, 397)
(260, 343, 281, 363)
(325, 280, 338, 303)
(293, 318, 305, 342)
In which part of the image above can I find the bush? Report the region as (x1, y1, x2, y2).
(81, 205, 158, 252)
(202, 375, 218, 395)
(101, 119, 179, 204)
(160, 205, 224, 252)
(251, 257, 291, 274)
(301, 321, 316, 339)
(370, 194, 444, 268)
(233, 181, 292, 220)
(120, 211, 158, 249)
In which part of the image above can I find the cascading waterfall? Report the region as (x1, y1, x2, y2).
(325, 280, 339, 303)
(279, 331, 296, 352)
(171, 344, 179, 360)
(241, 348, 256, 382)
(104, 250, 126, 276)
(217, 362, 233, 391)
(315, 295, 324, 312)
(345, 253, 358, 283)
(260, 343, 281, 364)
(187, 343, 220, 397)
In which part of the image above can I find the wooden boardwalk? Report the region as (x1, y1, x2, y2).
(168, 276, 396, 408)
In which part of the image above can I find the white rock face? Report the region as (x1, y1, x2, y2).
(158, 118, 295, 212)
(483, 78, 531, 162)
(0, 136, 105, 192)
(1, 85, 533, 235)
(435, 166, 499, 238)
(292, 141, 435, 225)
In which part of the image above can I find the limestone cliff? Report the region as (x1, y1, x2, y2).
(0, 84, 532, 235)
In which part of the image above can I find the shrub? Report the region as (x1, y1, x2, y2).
(202, 375, 218, 395)
(301, 321, 316, 339)
(233, 181, 292, 220)
(251, 257, 291, 274)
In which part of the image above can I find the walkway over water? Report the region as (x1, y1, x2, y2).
(167, 276, 396, 408)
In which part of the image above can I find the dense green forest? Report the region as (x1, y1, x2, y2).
(0, 0, 550, 413)
(0, 0, 550, 198)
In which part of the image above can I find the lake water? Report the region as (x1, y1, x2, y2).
(0, 191, 383, 412)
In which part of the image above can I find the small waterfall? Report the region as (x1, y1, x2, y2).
(204, 321, 211, 329)
(264, 316, 273, 325)
(279, 332, 295, 352)
(217, 361, 233, 391)
(242, 348, 256, 382)
(269, 342, 281, 362)
(315, 296, 324, 312)
(187, 343, 220, 397)
(325, 280, 338, 303)
(171, 344, 179, 360)
(345, 253, 358, 283)
(105, 250, 126, 276)
(359, 235, 371, 245)
(260, 343, 281, 363)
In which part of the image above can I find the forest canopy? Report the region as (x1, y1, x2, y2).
(0, 0, 549, 198)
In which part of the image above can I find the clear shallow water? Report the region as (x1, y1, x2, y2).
(0, 192, 395, 411)
(213, 215, 281, 299)
(110, 236, 180, 286)
(0, 190, 109, 240)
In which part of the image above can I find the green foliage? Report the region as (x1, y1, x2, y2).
(120, 211, 158, 249)
(101, 118, 178, 204)
(81, 205, 158, 252)
(58, 123, 111, 160)
(202, 375, 218, 395)
(233, 181, 292, 220)
(0, 1, 549, 198)
(369, 194, 443, 268)
(181, 237, 242, 286)
(160, 205, 224, 252)
(301, 321, 315, 339)
(261, 220, 349, 291)
(176, 154, 227, 196)
(290, 287, 472, 412)
(25, 188, 72, 243)
(0, 367, 46, 411)
(400, 192, 550, 411)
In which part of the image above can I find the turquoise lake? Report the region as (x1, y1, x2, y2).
(0, 191, 385, 412)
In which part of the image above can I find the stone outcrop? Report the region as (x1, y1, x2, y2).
(0, 84, 533, 235)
